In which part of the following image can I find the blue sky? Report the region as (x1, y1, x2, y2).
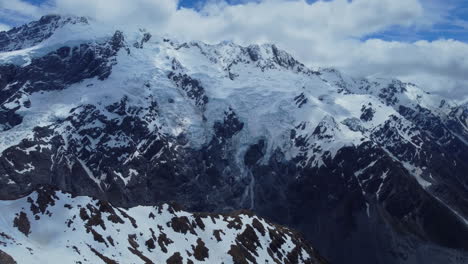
(365, 0, 468, 42)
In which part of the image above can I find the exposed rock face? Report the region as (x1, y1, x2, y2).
(0, 15, 468, 264)
(0, 186, 327, 264)
(0, 250, 17, 264)
(0, 29, 126, 131)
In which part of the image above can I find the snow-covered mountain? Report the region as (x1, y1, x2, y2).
(0, 15, 467, 264)
(0, 186, 326, 264)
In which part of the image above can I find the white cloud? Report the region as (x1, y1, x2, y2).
(0, 0, 51, 23)
(1, 0, 467, 102)
(340, 39, 468, 99)
(0, 0, 42, 17)
(53, 0, 176, 27)
(166, 0, 425, 41)
(0, 23, 10, 32)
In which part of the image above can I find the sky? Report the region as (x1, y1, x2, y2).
(0, 0, 467, 102)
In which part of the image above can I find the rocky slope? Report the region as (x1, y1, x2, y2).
(0, 15, 467, 264)
(0, 186, 326, 264)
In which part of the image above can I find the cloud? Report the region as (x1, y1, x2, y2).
(340, 39, 468, 99)
(53, 0, 176, 27)
(0, 0, 467, 102)
(0, 0, 42, 17)
(166, 0, 425, 41)
(0, 23, 10, 32)
(0, 0, 52, 24)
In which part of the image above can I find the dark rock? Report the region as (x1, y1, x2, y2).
(168, 72, 209, 108)
(166, 252, 183, 264)
(0, 250, 17, 264)
(192, 238, 209, 261)
(360, 104, 375, 121)
(13, 212, 30, 237)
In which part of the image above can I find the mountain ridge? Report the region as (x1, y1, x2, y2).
(0, 185, 328, 264)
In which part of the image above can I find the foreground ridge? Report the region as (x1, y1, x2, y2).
(0, 186, 327, 264)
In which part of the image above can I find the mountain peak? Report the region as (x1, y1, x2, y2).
(0, 14, 89, 52)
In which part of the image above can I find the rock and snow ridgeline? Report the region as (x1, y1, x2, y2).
(0, 186, 326, 264)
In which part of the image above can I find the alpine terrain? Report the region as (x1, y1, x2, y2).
(0, 15, 467, 264)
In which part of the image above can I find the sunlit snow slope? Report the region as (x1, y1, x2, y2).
(0, 186, 326, 264)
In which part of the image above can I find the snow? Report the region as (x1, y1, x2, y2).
(14, 163, 35, 174)
(114, 170, 131, 186)
(402, 162, 432, 188)
(376, 170, 390, 198)
(432, 195, 468, 227)
(1, 21, 460, 169)
(355, 160, 379, 177)
(129, 168, 138, 177)
(0, 189, 316, 264)
(77, 158, 102, 189)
